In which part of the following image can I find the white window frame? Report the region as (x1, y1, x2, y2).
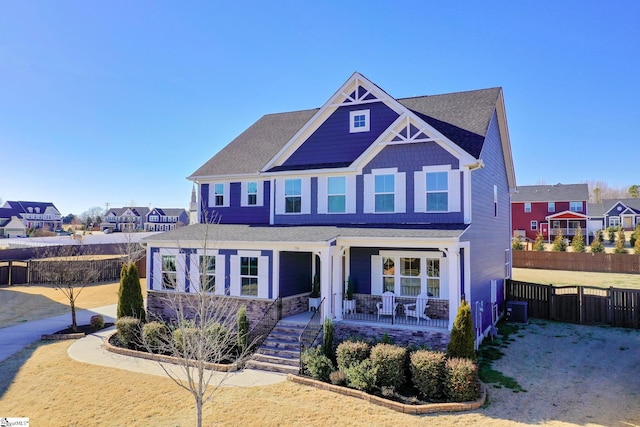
(152, 248, 186, 292)
(524, 203, 531, 213)
(241, 181, 264, 207)
(317, 175, 356, 214)
(189, 250, 226, 295)
(209, 182, 230, 208)
(275, 177, 311, 215)
(531, 220, 538, 231)
(349, 109, 370, 133)
(371, 251, 445, 298)
(570, 201, 583, 212)
(364, 168, 406, 214)
(609, 216, 620, 227)
(414, 165, 460, 213)
(229, 251, 269, 298)
(548, 202, 555, 213)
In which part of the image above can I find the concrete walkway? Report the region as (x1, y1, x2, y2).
(0, 305, 286, 387)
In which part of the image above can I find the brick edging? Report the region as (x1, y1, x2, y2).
(286, 374, 486, 415)
(42, 332, 85, 340)
(102, 331, 241, 372)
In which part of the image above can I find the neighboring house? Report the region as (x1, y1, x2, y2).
(0, 216, 28, 237)
(588, 198, 640, 231)
(102, 207, 150, 232)
(511, 184, 589, 242)
(144, 208, 189, 232)
(0, 201, 63, 236)
(143, 72, 516, 346)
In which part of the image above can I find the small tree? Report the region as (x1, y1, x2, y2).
(607, 227, 616, 244)
(237, 306, 249, 353)
(590, 230, 605, 253)
(635, 230, 640, 254)
(552, 229, 567, 252)
(512, 234, 524, 251)
(533, 232, 545, 251)
(614, 227, 627, 254)
(322, 318, 334, 360)
(571, 226, 585, 253)
(117, 262, 146, 321)
(630, 225, 640, 248)
(446, 300, 476, 361)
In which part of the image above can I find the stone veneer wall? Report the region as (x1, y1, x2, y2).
(147, 290, 274, 327)
(281, 293, 310, 317)
(334, 322, 450, 351)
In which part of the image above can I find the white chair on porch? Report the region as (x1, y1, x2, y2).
(376, 291, 398, 321)
(404, 293, 431, 322)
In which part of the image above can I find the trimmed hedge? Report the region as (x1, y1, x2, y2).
(142, 321, 168, 352)
(369, 343, 407, 389)
(444, 357, 480, 402)
(410, 350, 446, 400)
(344, 359, 377, 392)
(336, 340, 370, 371)
(116, 316, 141, 348)
(302, 346, 333, 382)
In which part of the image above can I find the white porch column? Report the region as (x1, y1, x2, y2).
(319, 248, 332, 320)
(444, 246, 461, 331)
(332, 246, 344, 320)
(272, 250, 280, 299)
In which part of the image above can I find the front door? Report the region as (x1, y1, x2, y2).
(623, 216, 632, 230)
(541, 223, 548, 238)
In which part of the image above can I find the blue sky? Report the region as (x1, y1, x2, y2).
(1, 1, 638, 216)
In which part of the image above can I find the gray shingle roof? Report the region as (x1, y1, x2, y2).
(188, 88, 502, 179)
(588, 198, 640, 217)
(512, 184, 589, 203)
(142, 223, 467, 245)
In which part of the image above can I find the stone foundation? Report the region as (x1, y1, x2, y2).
(334, 322, 450, 351)
(281, 293, 309, 317)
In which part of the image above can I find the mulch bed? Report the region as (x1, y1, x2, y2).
(54, 323, 115, 335)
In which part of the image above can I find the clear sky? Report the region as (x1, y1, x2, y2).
(1, 1, 638, 216)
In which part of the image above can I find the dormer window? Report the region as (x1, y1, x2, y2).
(349, 109, 370, 133)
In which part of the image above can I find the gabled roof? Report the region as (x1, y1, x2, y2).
(107, 207, 150, 217)
(150, 208, 187, 217)
(1, 201, 60, 215)
(512, 184, 589, 203)
(188, 73, 511, 184)
(588, 198, 640, 217)
(546, 210, 588, 220)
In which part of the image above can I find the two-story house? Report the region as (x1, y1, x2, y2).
(511, 184, 589, 243)
(102, 207, 150, 232)
(144, 208, 189, 232)
(0, 201, 63, 236)
(143, 72, 515, 347)
(588, 198, 640, 231)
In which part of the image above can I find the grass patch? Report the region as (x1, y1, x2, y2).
(478, 320, 526, 393)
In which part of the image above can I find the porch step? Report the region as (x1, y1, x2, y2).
(246, 318, 306, 375)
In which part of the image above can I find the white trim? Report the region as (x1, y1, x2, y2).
(240, 180, 264, 207)
(209, 182, 230, 208)
(230, 252, 269, 298)
(349, 109, 370, 133)
(189, 250, 225, 295)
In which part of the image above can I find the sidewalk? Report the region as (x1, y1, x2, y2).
(0, 305, 286, 387)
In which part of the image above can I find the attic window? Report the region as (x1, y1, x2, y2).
(350, 109, 370, 133)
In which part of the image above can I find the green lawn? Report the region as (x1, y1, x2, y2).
(512, 268, 640, 289)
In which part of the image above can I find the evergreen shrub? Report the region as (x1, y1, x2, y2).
(369, 343, 407, 389)
(447, 300, 476, 360)
(444, 357, 480, 402)
(142, 321, 168, 351)
(90, 314, 105, 330)
(116, 316, 141, 348)
(302, 346, 333, 381)
(410, 350, 446, 400)
(336, 340, 370, 371)
(344, 359, 377, 392)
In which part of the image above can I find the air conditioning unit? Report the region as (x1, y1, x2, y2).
(506, 301, 528, 324)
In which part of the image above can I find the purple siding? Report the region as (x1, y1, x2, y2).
(274, 143, 463, 225)
(278, 252, 312, 297)
(349, 247, 379, 294)
(461, 111, 509, 334)
(200, 182, 270, 225)
(280, 102, 400, 169)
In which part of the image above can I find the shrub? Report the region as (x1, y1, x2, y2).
(607, 227, 616, 243)
(142, 321, 168, 351)
(344, 360, 377, 392)
(552, 229, 567, 252)
(590, 231, 605, 253)
(444, 358, 480, 402)
(614, 227, 627, 254)
(117, 262, 146, 322)
(370, 343, 407, 388)
(172, 324, 198, 353)
(204, 323, 229, 348)
(571, 226, 585, 253)
(237, 306, 249, 352)
(322, 318, 334, 360)
(512, 234, 524, 250)
(116, 316, 141, 348)
(447, 300, 476, 361)
(336, 340, 370, 371)
(533, 232, 545, 251)
(302, 346, 334, 382)
(635, 230, 640, 255)
(410, 350, 446, 400)
(329, 370, 346, 386)
(90, 314, 105, 330)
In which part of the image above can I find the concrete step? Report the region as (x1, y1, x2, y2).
(257, 345, 299, 358)
(245, 359, 299, 375)
(252, 353, 299, 367)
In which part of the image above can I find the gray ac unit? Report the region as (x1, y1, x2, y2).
(506, 301, 528, 324)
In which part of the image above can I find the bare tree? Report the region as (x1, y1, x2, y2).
(34, 245, 102, 332)
(140, 215, 256, 427)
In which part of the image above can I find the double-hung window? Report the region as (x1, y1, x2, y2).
(247, 182, 258, 206)
(426, 172, 448, 211)
(161, 255, 177, 290)
(240, 257, 259, 296)
(327, 176, 346, 213)
(214, 184, 225, 206)
(375, 174, 395, 212)
(524, 203, 531, 213)
(285, 179, 302, 213)
(548, 202, 555, 213)
(570, 201, 582, 212)
(200, 255, 216, 293)
(531, 221, 538, 230)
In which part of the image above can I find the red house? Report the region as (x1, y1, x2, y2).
(512, 183, 589, 242)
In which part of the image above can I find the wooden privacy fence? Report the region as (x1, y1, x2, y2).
(506, 279, 640, 329)
(0, 257, 146, 286)
(512, 251, 640, 274)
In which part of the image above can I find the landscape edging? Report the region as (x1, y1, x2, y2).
(103, 331, 240, 372)
(286, 374, 486, 415)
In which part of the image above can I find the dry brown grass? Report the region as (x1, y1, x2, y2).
(512, 268, 640, 289)
(0, 280, 146, 328)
